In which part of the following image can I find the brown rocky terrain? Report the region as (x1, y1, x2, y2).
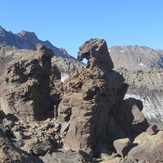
(109, 46, 163, 70)
(0, 44, 62, 121)
(0, 39, 162, 163)
(0, 46, 84, 80)
(109, 45, 163, 130)
(118, 68, 163, 130)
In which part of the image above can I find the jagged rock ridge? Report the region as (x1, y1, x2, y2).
(0, 26, 71, 58)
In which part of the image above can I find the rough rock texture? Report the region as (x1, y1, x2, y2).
(0, 26, 84, 80)
(0, 46, 35, 76)
(40, 150, 92, 163)
(0, 46, 84, 78)
(110, 46, 163, 70)
(0, 129, 43, 163)
(0, 44, 62, 121)
(128, 131, 163, 163)
(52, 56, 84, 73)
(58, 38, 127, 155)
(0, 39, 162, 162)
(78, 38, 114, 71)
(119, 68, 163, 129)
(0, 109, 93, 163)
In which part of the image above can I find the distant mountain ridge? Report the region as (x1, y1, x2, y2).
(0, 26, 74, 59)
(109, 46, 163, 70)
(0, 26, 162, 71)
(156, 49, 163, 55)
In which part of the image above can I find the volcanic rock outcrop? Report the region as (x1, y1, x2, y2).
(0, 40, 162, 162)
(0, 44, 62, 121)
(58, 39, 129, 154)
(78, 39, 114, 71)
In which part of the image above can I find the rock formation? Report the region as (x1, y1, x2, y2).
(0, 44, 62, 121)
(78, 39, 114, 71)
(0, 40, 162, 163)
(58, 39, 129, 155)
(0, 46, 84, 79)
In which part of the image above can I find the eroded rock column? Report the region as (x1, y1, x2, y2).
(58, 39, 128, 155)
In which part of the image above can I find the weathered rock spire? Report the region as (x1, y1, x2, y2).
(78, 38, 114, 71)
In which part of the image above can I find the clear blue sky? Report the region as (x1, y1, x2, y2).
(1, 0, 163, 58)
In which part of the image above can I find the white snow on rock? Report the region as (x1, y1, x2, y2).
(61, 73, 69, 82)
(125, 92, 163, 126)
(139, 63, 147, 67)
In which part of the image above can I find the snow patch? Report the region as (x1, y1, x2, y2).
(125, 93, 163, 122)
(61, 73, 69, 82)
(139, 63, 146, 67)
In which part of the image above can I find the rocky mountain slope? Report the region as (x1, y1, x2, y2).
(109, 46, 163, 70)
(156, 49, 163, 55)
(0, 46, 84, 80)
(118, 68, 163, 129)
(0, 26, 84, 76)
(0, 39, 162, 163)
(0, 26, 71, 58)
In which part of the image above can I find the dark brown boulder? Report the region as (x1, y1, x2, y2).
(128, 131, 163, 163)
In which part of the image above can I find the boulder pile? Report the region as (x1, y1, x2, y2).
(0, 39, 162, 163)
